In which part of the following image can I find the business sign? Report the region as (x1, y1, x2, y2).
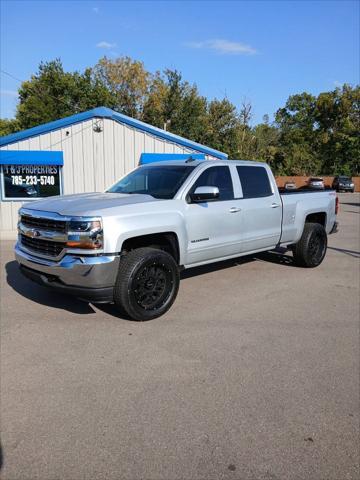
(0, 151, 63, 200)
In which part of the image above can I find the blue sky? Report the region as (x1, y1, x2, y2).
(1, 0, 359, 124)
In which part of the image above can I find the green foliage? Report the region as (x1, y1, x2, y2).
(16, 59, 115, 129)
(204, 99, 240, 156)
(0, 118, 20, 136)
(2, 56, 359, 176)
(91, 56, 149, 118)
(274, 85, 360, 175)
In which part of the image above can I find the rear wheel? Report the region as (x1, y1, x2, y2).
(114, 247, 180, 321)
(292, 223, 327, 268)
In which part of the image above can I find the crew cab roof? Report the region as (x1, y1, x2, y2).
(140, 159, 268, 168)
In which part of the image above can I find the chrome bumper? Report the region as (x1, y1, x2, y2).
(15, 242, 120, 289)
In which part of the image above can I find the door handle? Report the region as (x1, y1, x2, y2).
(229, 207, 242, 213)
(271, 203, 280, 208)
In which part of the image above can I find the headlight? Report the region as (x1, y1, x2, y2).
(66, 217, 103, 249)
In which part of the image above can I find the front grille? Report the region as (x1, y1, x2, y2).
(20, 234, 65, 257)
(21, 214, 67, 233)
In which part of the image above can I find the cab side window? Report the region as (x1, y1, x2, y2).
(236, 166, 273, 198)
(190, 166, 234, 201)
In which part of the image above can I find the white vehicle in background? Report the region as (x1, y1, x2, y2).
(15, 159, 339, 321)
(307, 177, 325, 190)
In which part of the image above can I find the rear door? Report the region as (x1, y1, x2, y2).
(236, 165, 282, 252)
(184, 165, 243, 265)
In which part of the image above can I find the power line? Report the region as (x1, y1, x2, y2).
(1, 68, 82, 113)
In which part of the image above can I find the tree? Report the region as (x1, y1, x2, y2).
(143, 69, 208, 143)
(142, 72, 168, 128)
(252, 120, 280, 170)
(314, 85, 360, 174)
(204, 99, 240, 157)
(0, 118, 20, 136)
(16, 59, 115, 129)
(92, 56, 150, 119)
(4, 55, 358, 177)
(275, 86, 360, 175)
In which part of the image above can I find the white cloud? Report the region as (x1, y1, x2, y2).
(96, 41, 117, 49)
(185, 39, 257, 55)
(92, 7, 99, 14)
(1, 90, 18, 97)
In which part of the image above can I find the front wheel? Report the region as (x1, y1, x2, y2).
(114, 247, 180, 321)
(292, 223, 327, 268)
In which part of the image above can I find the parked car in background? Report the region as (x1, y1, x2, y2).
(332, 176, 355, 193)
(307, 177, 325, 190)
(284, 181, 297, 190)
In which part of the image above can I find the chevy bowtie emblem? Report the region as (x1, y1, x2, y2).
(25, 229, 41, 238)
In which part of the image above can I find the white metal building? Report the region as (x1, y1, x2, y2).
(0, 107, 227, 238)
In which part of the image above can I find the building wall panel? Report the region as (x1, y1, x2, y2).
(93, 120, 105, 192)
(82, 120, 95, 192)
(72, 123, 85, 193)
(103, 119, 115, 189)
(113, 122, 126, 181)
(61, 127, 74, 194)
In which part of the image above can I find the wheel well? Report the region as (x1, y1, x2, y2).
(121, 232, 180, 264)
(305, 212, 326, 226)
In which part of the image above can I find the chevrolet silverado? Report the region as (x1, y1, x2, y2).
(15, 159, 338, 320)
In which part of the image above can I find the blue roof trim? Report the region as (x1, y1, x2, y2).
(0, 107, 228, 159)
(139, 153, 205, 165)
(0, 150, 63, 165)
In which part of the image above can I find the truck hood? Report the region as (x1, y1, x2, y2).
(23, 192, 159, 216)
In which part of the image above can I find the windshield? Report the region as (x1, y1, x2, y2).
(107, 165, 196, 199)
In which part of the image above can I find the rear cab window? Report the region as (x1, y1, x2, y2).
(236, 166, 273, 198)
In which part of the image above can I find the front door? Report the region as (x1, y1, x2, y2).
(184, 165, 243, 265)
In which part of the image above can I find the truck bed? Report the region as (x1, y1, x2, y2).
(279, 188, 337, 245)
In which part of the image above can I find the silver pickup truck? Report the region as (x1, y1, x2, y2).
(15, 159, 338, 320)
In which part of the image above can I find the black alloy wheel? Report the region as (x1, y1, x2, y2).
(293, 223, 327, 268)
(114, 247, 180, 321)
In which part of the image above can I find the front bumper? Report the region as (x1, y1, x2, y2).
(15, 243, 120, 303)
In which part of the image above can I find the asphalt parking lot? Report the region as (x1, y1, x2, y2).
(1, 193, 359, 480)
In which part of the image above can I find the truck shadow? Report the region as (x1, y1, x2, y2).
(327, 246, 360, 258)
(5, 261, 96, 315)
(5, 250, 295, 320)
(340, 201, 360, 207)
(181, 249, 295, 280)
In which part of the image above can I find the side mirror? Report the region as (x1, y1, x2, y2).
(190, 186, 220, 203)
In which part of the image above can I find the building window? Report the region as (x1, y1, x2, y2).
(0, 150, 64, 201)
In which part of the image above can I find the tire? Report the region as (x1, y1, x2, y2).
(113, 247, 180, 321)
(292, 223, 327, 268)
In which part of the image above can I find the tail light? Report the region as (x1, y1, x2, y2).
(335, 196, 339, 215)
